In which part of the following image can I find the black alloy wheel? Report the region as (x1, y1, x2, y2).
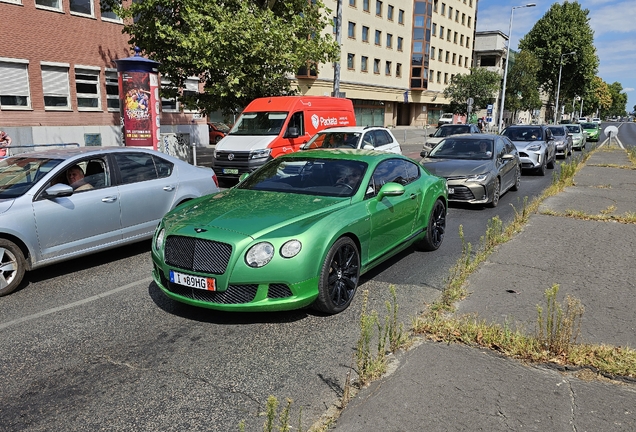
(418, 199, 446, 251)
(313, 237, 360, 314)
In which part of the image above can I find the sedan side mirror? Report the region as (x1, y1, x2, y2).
(377, 182, 405, 201)
(42, 183, 74, 199)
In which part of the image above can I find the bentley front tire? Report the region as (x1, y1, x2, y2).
(313, 237, 360, 314)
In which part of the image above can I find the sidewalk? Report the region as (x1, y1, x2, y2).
(334, 144, 636, 431)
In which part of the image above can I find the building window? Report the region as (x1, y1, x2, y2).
(181, 78, 199, 112)
(433, 0, 438, 13)
(375, 30, 381, 45)
(387, 5, 393, 20)
(398, 9, 404, 24)
(385, 61, 392, 76)
(348, 22, 356, 38)
(448, 7, 452, 19)
(432, 23, 436, 36)
(466, 36, 470, 48)
(363, 0, 369, 12)
(430, 69, 434, 81)
(465, 57, 469, 68)
(70, 0, 93, 16)
(445, 51, 450, 63)
(458, 55, 463, 66)
(452, 53, 456, 65)
(444, 73, 448, 84)
(375, 0, 382, 16)
(430, 47, 435, 60)
(361, 56, 368, 72)
(0, 60, 30, 109)
(349, 0, 355, 6)
(332, 17, 337, 33)
(436, 71, 441, 83)
(462, 13, 466, 25)
(75, 67, 101, 109)
(347, 53, 355, 69)
(100, 0, 121, 21)
(397, 37, 403, 51)
(447, 29, 451, 41)
(455, 10, 459, 21)
(468, 16, 472, 28)
(460, 34, 464, 46)
(441, 2, 445, 15)
(386, 33, 393, 48)
(396, 63, 402, 77)
(439, 26, 444, 37)
(42, 65, 70, 109)
(454, 32, 458, 44)
(373, 58, 380, 74)
(438, 48, 443, 61)
(104, 69, 119, 111)
(469, 0, 472, 7)
(362, 26, 369, 42)
(35, 0, 61, 10)
(160, 78, 178, 112)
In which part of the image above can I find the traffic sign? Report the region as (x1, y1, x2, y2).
(604, 125, 618, 137)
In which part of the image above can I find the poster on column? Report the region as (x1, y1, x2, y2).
(120, 71, 159, 148)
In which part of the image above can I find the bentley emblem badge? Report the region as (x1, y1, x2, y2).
(228, 153, 235, 161)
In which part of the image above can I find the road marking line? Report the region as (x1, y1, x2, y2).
(0, 277, 153, 331)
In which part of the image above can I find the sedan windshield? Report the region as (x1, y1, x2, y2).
(548, 127, 566, 136)
(502, 127, 542, 141)
(581, 123, 597, 130)
(229, 112, 288, 136)
(565, 125, 581, 133)
(303, 132, 361, 150)
(428, 138, 494, 160)
(433, 125, 470, 137)
(237, 158, 368, 197)
(0, 156, 63, 199)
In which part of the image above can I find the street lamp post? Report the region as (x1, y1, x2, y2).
(498, 3, 536, 133)
(554, 51, 576, 124)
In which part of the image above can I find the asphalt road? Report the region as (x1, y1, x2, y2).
(0, 124, 630, 431)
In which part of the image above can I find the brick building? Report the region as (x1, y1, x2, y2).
(0, 0, 208, 150)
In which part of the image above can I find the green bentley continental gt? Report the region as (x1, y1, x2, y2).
(151, 149, 448, 314)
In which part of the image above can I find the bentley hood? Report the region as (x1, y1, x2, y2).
(163, 189, 347, 239)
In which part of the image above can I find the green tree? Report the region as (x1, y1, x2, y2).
(504, 50, 542, 121)
(606, 82, 628, 117)
(443, 67, 501, 115)
(519, 1, 598, 122)
(116, 0, 339, 115)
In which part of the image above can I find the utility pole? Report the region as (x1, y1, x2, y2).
(333, 0, 343, 98)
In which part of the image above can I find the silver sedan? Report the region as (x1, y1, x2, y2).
(0, 147, 220, 296)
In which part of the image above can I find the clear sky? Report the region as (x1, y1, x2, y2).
(476, 0, 636, 115)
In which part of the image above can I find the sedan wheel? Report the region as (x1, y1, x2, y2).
(511, 165, 521, 191)
(417, 199, 446, 251)
(488, 177, 500, 208)
(313, 237, 360, 314)
(215, 135, 223, 144)
(0, 239, 26, 297)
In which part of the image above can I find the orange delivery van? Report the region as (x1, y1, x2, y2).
(213, 96, 356, 179)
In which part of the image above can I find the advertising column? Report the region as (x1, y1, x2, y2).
(115, 49, 161, 149)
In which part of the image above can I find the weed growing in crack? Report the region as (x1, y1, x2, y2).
(536, 284, 584, 357)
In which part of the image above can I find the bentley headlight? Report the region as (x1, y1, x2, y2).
(250, 148, 271, 160)
(280, 240, 302, 258)
(467, 173, 488, 182)
(246, 242, 275, 267)
(155, 228, 165, 251)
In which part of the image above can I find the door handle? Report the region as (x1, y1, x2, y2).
(101, 196, 118, 203)
(410, 194, 417, 200)
(163, 185, 176, 191)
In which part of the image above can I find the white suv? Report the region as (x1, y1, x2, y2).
(437, 113, 454, 127)
(300, 126, 402, 154)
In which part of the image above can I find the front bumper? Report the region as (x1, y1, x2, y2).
(446, 178, 491, 205)
(213, 150, 269, 178)
(517, 151, 543, 170)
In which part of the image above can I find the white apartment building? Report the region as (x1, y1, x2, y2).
(295, 0, 477, 127)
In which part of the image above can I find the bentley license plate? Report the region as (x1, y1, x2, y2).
(170, 270, 216, 291)
(223, 168, 239, 175)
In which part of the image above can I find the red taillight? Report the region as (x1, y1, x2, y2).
(212, 173, 219, 187)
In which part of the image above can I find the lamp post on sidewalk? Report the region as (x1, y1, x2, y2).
(498, 3, 536, 133)
(554, 51, 576, 124)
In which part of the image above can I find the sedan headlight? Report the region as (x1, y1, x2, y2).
(250, 149, 271, 160)
(246, 242, 275, 267)
(526, 144, 542, 151)
(466, 173, 489, 182)
(280, 240, 302, 258)
(155, 228, 165, 251)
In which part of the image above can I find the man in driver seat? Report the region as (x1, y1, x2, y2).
(335, 165, 363, 189)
